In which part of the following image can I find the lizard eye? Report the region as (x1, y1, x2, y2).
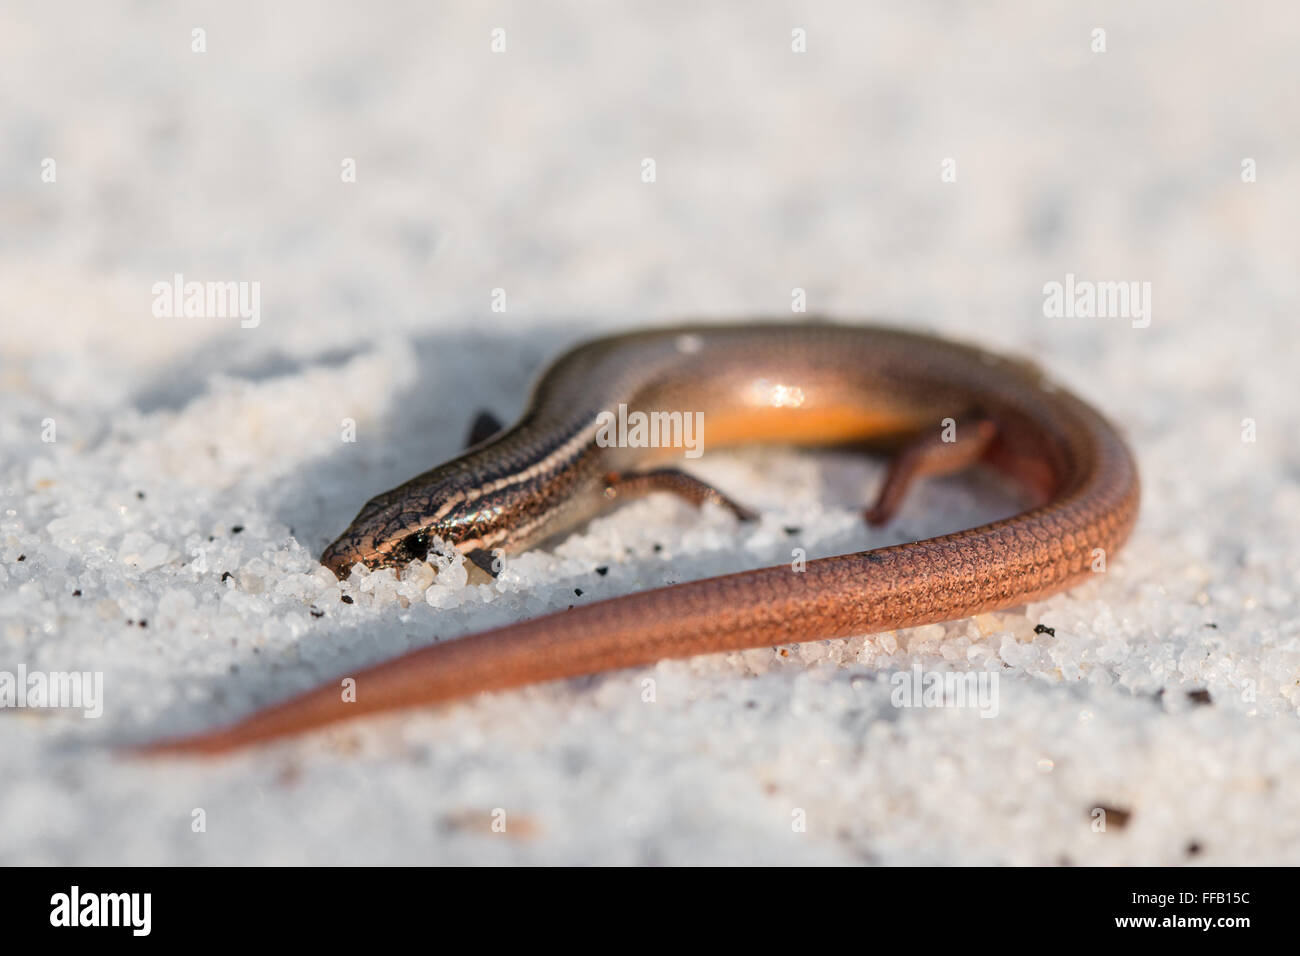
(399, 531, 431, 562)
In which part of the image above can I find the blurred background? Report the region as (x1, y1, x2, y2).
(1, 1, 1297, 864)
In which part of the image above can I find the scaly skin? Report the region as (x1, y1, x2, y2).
(139, 321, 1139, 755)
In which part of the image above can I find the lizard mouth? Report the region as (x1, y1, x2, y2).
(320, 535, 381, 579)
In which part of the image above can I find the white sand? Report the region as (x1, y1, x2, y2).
(2, 2, 1298, 864)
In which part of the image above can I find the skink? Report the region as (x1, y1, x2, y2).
(141, 321, 1139, 755)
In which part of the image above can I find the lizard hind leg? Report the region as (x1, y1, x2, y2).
(864, 415, 998, 526)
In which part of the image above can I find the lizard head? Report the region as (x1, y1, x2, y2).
(320, 468, 508, 579)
